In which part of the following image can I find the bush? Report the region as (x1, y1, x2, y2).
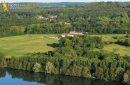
(33, 62, 42, 72)
(124, 38, 130, 46)
(81, 67, 91, 78)
(45, 62, 58, 74)
(124, 70, 130, 84)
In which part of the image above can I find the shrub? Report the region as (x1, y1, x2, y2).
(33, 62, 42, 72)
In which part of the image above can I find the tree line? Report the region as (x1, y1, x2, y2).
(1, 2, 130, 36)
(0, 35, 130, 84)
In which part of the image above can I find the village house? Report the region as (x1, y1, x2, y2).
(61, 31, 85, 38)
(37, 16, 49, 20)
(49, 15, 58, 19)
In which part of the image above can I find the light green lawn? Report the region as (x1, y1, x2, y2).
(100, 34, 130, 56)
(103, 44, 130, 56)
(0, 34, 129, 57)
(0, 34, 58, 57)
(91, 34, 130, 56)
(91, 34, 126, 42)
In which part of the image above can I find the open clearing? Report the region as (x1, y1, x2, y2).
(102, 44, 130, 56)
(0, 34, 130, 57)
(91, 34, 130, 56)
(99, 34, 130, 56)
(0, 34, 58, 57)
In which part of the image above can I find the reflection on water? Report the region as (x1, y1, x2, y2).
(0, 68, 125, 85)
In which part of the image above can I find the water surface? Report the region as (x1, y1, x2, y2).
(0, 68, 125, 85)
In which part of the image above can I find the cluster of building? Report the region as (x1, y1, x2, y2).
(61, 31, 86, 38)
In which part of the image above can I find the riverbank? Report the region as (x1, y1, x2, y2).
(0, 68, 124, 85)
(0, 53, 129, 85)
(0, 34, 130, 84)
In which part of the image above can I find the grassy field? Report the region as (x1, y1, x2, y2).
(0, 34, 58, 57)
(0, 34, 130, 57)
(91, 34, 125, 42)
(102, 44, 130, 56)
(98, 34, 130, 56)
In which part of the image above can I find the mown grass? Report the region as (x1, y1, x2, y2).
(91, 34, 125, 42)
(90, 34, 130, 56)
(0, 34, 129, 57)
(102, 44, 130, 56)
(99, 34, 130, 56)
(0, 34, 58, 57)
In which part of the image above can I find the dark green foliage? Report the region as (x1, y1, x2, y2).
(116, 34, 130, 46)
(0, 53, 7, 67)
(1, 2, 130, 36)
(59, 35, 103, 57)
(124, 38, 130, 46)
(0, 50, 130, 83)
(1, 2, 130, 83)
(0, 34, 130, 83)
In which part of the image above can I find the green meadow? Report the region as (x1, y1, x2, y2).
(99, 34, 130, 56)
(0, 34, 58, 57)
(90, 34, 130, 56)
(0, 34, 130, 57)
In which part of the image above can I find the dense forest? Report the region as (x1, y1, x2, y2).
(1, 2, 130, 84)
(1, 2, 130, 36)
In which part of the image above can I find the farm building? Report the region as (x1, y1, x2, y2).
(61, 31, 85, 37)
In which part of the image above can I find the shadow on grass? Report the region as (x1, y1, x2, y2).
(47, 43, 59, 48)
(115, 42, 129, 46)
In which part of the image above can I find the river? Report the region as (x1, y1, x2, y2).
(0, 68, 125, 85)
